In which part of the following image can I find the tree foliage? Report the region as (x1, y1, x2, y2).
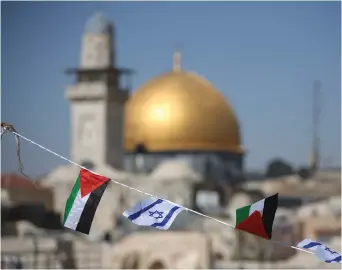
(266, 158, 294, 178)
(297, 167, 311, 180)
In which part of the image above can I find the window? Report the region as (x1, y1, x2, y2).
(195, 190, 222, 212)
(77, 73, 103, 82)
(196, 191, 219, 208)
(81, 160, 95, 170)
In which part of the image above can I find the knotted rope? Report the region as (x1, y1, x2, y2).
(1, 122, 41, 189)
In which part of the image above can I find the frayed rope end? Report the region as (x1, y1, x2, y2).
(1, 122, 42, 190)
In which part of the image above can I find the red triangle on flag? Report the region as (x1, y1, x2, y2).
(235, 210, 270, 239)
(79, 169, 109, 198)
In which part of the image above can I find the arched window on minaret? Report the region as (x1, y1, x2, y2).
(80, 160, 95, 171)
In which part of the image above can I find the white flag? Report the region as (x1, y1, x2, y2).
(297, 239, 341, 264)
(123, 197, 184, 230)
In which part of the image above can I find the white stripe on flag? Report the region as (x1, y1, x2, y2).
(249, 199, 265, 215)
(64, 191, 90, 230)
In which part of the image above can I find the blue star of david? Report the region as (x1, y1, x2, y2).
(324, 246, 338, 255)
(148, 210, 164, 219)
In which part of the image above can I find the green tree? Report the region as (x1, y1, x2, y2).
(266, 158, 294, 178)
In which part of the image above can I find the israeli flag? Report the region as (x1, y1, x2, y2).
(297, 239, 341, 264)
(123, 197, 184, 230)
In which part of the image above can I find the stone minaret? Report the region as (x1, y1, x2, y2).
(65, 13, 133, 169)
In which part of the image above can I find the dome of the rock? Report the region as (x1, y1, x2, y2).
(124, 70, 243, 154)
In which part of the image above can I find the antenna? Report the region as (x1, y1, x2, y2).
(311, 80, 322, 172)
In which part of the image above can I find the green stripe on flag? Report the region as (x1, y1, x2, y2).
(64, 176, 81, 223)
(236, 204, 251, 226)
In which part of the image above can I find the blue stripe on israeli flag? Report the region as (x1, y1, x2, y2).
(297, 239, 341, 264)
(123, 197, 184, 230)
(315, 245, 341, 264)
(297, 239, 323, 250)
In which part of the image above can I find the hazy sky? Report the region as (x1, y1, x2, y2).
(2, 2, 341, 176)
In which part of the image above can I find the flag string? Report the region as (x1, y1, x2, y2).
(6, 130, 314, 256)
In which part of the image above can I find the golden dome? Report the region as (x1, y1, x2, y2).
(124, 61, 243, 153)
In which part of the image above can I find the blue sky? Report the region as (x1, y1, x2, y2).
(1, 1, 341, 176)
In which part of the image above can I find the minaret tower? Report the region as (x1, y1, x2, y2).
(309, 80, 322, 173)
(65, 13, 133, 169)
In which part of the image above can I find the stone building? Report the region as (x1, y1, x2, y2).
(124, 57, 244, 179)
(1, 173, 53, 211)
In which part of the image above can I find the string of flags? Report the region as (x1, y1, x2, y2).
(3, 129, 341, 265)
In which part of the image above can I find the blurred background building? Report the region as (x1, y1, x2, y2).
(1, 5, 341, 270)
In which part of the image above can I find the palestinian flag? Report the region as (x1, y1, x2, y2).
(63, 169, 110, 234)
(235, 193, 278, 239)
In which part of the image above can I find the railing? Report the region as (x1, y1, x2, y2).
(1, 235, 104, 269)
(1, 251, 61, 269)
(1, 247, 103, 269)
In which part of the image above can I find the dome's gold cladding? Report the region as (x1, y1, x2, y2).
(124, 71, 243, 153)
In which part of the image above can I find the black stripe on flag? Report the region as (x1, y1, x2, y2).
(261, 193, 278, 239)
(76, 180, 109, 234)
